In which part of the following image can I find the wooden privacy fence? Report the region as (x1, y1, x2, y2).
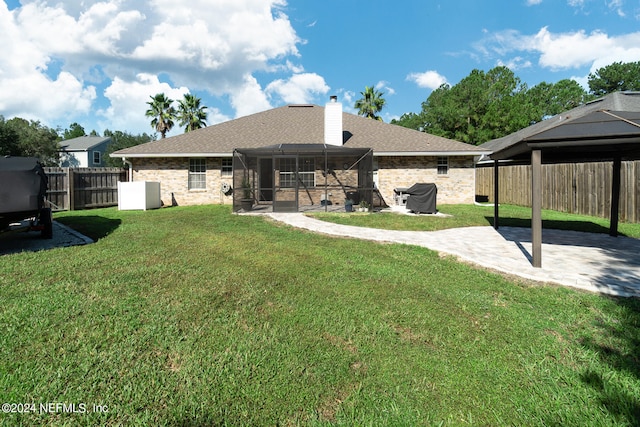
(44, 167, 127, 211)
(476, 161, 640, 223)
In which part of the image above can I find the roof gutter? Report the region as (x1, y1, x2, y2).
(374, 150, 491, 157)
(111, 151, 490, 158)
(109, 152, 233, 158)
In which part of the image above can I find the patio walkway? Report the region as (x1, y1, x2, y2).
(266, 213, 640, 298)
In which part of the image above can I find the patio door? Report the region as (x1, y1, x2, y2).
(258, 158, 273, 202)
(273, 156, 298, 212)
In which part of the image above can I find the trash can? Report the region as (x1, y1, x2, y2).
(346, 191, 360, 205)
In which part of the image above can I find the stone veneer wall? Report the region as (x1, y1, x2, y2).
(131, 158, 233, 206)
(376, 156, 476, 206)
(131, 155, 476, 207)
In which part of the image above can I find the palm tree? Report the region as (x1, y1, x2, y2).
(177, 93, 208, 132)
(355, 85, 386, 121)
(145, 93, 176, 139)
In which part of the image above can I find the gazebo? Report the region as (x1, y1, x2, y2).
(232, 144, 374, 213)
(489, 92, 640, 267)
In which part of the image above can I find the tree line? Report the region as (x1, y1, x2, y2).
(0, 117, 156, 167)
(0, 92, 208, 166)
(391, 60, 640, 145)
(2, 61, 637, 165)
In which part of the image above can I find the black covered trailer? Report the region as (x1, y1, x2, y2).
(0, 156, 52, 238)
(405, 183, 437, 214)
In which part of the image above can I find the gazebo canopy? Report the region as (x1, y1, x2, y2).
(491, 109, 640, 163)
(487, 92, 640, 268)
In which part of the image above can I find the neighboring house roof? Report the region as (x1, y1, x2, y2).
(60, 136, 111, 152)
(479, 91, 640, 159)
(111, 104, 488, 158)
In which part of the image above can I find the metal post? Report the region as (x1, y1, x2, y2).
(531, 150, 542, 268)
(493, 159, 499, 230)
(67, 168, 75, 211)
(324, 150, 328, 212)
(610, 155, 621, 237)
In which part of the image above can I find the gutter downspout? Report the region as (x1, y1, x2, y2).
(122, 158, 133, 182)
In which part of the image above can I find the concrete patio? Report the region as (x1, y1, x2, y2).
(266, 213, 640, 298)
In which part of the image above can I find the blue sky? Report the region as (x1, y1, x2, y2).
(1, 0, 639, 138)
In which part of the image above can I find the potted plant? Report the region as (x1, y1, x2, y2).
(344, 198, 354, 212)
(240, 178, 253, 211)
(358, 200, 371, 212)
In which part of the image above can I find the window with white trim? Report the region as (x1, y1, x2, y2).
(298, 157, 315, 187)
(189, 158, 206, 189)
(279, 157, 315, 188)
(437, 156, 449, 175)
(221, 158, 232, 176)
(92, 151, 101, 165)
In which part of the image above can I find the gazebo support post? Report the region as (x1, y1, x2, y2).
(610, 155, 622, 237)
(493, 159, 499, 230)
(531, 149, 542, 268)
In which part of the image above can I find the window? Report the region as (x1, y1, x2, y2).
(92, 151, 101, 165)
(437, 156, 449, 175)
(279, 158, 296, 188)
(221, 158, 232, 176)
(279, 157, 315, 188)
(189, 158, 206, 189)
(298, 158, 315, 188)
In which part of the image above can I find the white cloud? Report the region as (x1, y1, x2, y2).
(606, 0, 625, 17)
(568, 0, 629, 16)
(338, 90, 357, 114)
(229, 75, 273, 118)
(526, 0, 543, 5)
(375, 81, 395, 96)
(567, 0, 586, 8)
(0, 0, 304, 131)
(570, 74, 590, 91)
(0, 2, 96, 122)
(475, 26, 640, 71)
(98, 73, 189, 135)
(265, 73, 329, 104)
(497, 56, 533, 70)
(406, 70, 448, 89)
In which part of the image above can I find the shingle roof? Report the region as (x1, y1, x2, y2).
(112, 104, 488, 158)
(480, 91, 640, 155)
(60, 136, 111, 151)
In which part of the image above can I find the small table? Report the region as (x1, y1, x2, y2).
(393, 187, 410, 206)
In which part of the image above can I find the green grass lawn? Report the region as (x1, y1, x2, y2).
(311, 204, 640, 238)
(0, 205, 639, 426)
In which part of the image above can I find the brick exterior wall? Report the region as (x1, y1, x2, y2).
(131, 158, 233, 206)
(376, 156, 476, 206)
(130, 155, 476, 207)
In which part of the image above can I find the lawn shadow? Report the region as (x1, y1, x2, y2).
(577, 298, 640, 424)
(484, 216, 625, 236)
(486, 216, 640, 423)
(55, 215, 121, 242)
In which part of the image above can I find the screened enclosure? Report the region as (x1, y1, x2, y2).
(233, 144, 374, 213)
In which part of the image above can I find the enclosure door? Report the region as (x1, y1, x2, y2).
(258, 158, 273, 202)
(273, 156, 298, 212)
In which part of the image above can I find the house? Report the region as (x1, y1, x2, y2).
(111, 98, 489, 211)
(59, 136, 112, 167)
